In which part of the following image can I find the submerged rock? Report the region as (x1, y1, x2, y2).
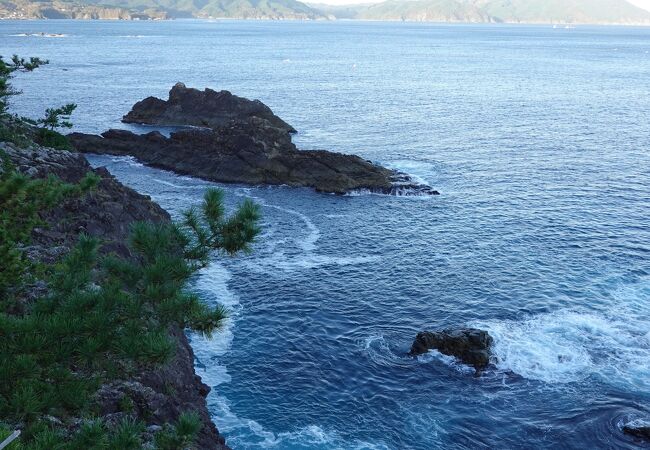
(70, 118, 438, 195)
(623, 419, 650, 440)
(410, 328, 493, 371)
(122, 82, 296, 133)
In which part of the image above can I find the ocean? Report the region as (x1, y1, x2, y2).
(2, 19, 650, 449)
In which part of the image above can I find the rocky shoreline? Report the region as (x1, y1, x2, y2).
(2, 140, 229, 449)
(70, 83, 439, 196)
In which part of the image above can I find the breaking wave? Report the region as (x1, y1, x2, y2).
(473, 279, 650, 389)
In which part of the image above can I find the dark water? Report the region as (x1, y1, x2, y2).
(3, 20, 650, 449)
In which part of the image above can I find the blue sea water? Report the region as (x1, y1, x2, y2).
(2, 20, 650, 449)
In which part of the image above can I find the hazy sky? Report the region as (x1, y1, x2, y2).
(313, 0, 650, 10)
(628, 0, 650, 11)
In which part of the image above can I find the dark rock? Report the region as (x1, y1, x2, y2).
(623, 420, 650, 440)
(410, 328, 493, 371)
(70, 118, 438, 195)
(134, 325, 224, 449)
(123, 82, 296, 133)
(90, 83, 440, 195)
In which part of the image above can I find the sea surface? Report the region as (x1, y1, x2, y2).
(2, 20, 650, 449)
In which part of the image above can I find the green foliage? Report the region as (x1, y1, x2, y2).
(0, 168, 259, 447)
(37, 104, 77, 131)
(0, 54, 260, 441)
(1, 54, 74, 150)
(118, 394, 135, 413)
(154, 411, 202, 450)
(0, 425, 21, 450)
(0, 55, 48, 116)
(175, 411, 202, 439)
(0, 121, 31, 148)
(71, 420, 109, 449)
(183, 187, 261, 265)
(108, 417, 144, 449)
(0, 164, 99, 298)
(34, 128, 73, 150)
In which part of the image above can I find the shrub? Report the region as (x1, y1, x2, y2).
(34, 128, 72, 150)
(154, 411, 202, 450)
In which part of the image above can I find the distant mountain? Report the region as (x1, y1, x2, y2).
(477, 0, 650, 24)
(94, 0, 326, 19)
(0, 0, 169, 18)
(0, 0, 326, 19)
(353, 0, 494, 22)
(321, 0, 650, 24)
(2, 0, 649, 22)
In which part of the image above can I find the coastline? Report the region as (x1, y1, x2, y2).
(2, 17, 650, 26)
(1, 140, 231, 448)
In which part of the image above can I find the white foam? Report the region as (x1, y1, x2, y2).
(208, 393, 389, 449)
(245, 253, 379, 272)
(190, 263, 240, 387)
(623, 418, 650, 429)
(234, 191, 381, 271)
(473, 279, 650, 388)
(345, 187, 436, 198)
(101, 154, 144, 168)
(234, 190, 320, 252)
(11, 32, 68, 38)
(151, 177, 202, 189)
(362, 333, 407, 367)
(417, 350, 476, 375)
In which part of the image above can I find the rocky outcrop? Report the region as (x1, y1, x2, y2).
(77, 83, 439, 195)
(70, 119, 439, 195)
(623, 420, 650, 440)
(1, 141, 229, 449)
(410, 328, 493, 371)
(71, 84, 440, 195)
(123, 82, 296, 133)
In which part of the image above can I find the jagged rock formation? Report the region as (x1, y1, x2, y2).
(1, 140, 229, 449)
(122, 82, 296, 133)
(70, 122, 438, 195)
(71, 84, 439, 195)
(410, 328, 493, 371)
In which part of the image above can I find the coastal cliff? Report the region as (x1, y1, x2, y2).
(0, 136, 230, 449)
